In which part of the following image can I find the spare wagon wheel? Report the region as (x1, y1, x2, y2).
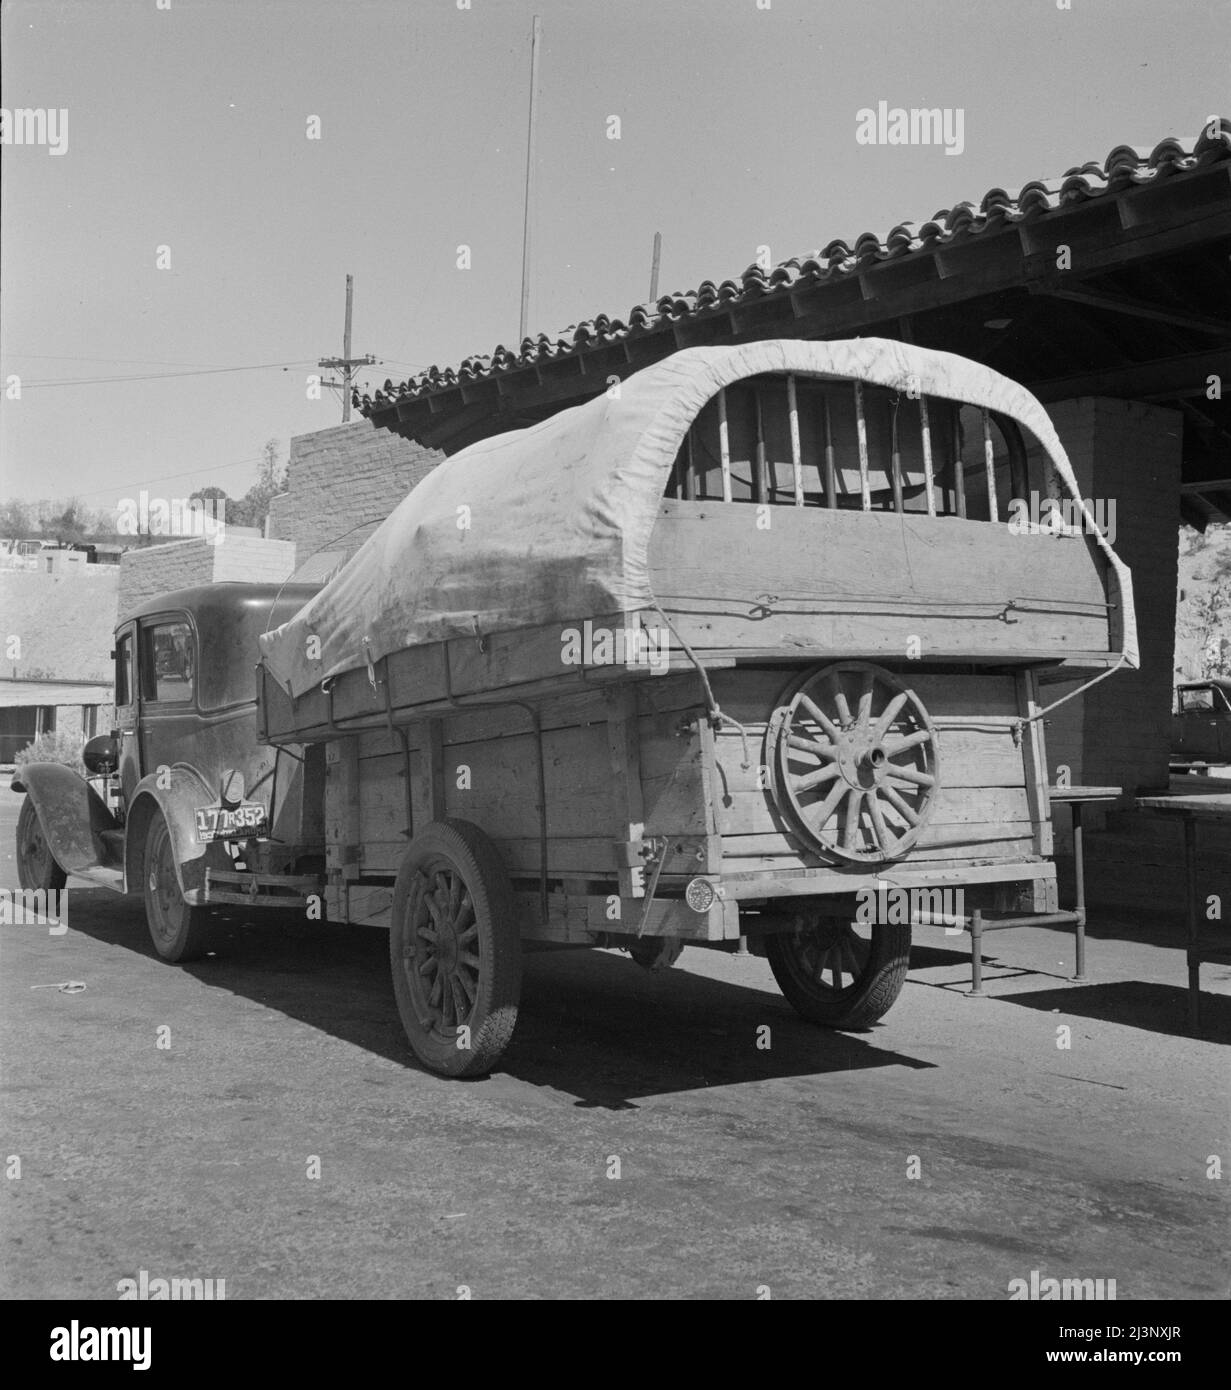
(16, 796, 68, 893)
(389, 819, 522, 1079)
(768, 661, 939, 865)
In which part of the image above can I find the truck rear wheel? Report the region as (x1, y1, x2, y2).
(143, 812, 214, 963)
(390, 819, 521, 1078)
(766, 911, 909, 1029)
(16, 795, 68, 893)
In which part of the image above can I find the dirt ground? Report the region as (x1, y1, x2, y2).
(1, 786, 1227, 1300)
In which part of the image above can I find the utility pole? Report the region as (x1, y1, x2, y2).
(318, 274, 375, 423)
(518, 16, 542, 345)
(649, 231, 662, 302)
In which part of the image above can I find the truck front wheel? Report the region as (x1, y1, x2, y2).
(16, 795, 68, 893)
(390, 819, 521, 1078)
(766, 911, 910, 1030)
(142, 812, 214, 963)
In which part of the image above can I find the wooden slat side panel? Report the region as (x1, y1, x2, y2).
(648, 500, 1112, 661)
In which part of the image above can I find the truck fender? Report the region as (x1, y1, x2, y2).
(124, 766, 218, 903)
(10, 761, 119, 878)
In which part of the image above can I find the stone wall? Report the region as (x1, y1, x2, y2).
(267, 420, 443, 568)
(117, 537, 297, 620)
(1038, 396, 1183, 812)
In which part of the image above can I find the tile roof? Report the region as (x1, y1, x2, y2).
(355, 119, 1231, 419)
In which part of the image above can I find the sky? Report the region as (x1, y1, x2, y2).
(1, 0, 1227, 513)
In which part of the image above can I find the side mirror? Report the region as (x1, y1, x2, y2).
(83, 734, 119, 776)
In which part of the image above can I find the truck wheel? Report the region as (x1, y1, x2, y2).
(766, 911, 909, 1029)
(143, 812, 214, 962)
(16, 796, 68, 893)
(390, 819, 521, 1078)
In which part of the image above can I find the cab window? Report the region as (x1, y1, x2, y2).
(140, 619, 196, 704)
(1179, 687, 1215, 713)
(115, 631, 134, 707)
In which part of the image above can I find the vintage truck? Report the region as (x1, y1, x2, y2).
(14, 339, 1137, 1077)
(1171, 678, 1231, 772)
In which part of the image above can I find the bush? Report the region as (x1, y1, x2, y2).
(14, 729, 86, 777)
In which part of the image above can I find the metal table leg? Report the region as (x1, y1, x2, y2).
(969, 909, 984, 996)
(1072, 801, 1088, 982)
(1184, 816, 1201, 1032)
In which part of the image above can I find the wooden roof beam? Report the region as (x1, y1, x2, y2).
(1028, 284, 1229, 336)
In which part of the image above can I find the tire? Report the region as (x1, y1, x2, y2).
(389, 819, 521, 1078)
(142, 812, 215, 962)
(16, 795, 67, 893)
(766, 910, 910, 1029)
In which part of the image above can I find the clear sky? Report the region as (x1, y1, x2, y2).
(1, 0, 1227, 511)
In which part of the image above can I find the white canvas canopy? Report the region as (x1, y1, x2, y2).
(259, 338, 1137, 699)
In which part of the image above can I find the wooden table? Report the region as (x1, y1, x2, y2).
(966, 785, 1120, 994)
(1135, 792, 1231, 1030)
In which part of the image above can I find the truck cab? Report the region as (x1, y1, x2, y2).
(1172, 678, 1231, 770)
(13, 582, 324, 960)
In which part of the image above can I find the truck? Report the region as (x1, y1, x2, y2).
(13, 338, 1137, 1077)
(1171, 677, 1231, 772)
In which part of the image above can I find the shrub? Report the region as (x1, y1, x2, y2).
(14, 729, 85, 777)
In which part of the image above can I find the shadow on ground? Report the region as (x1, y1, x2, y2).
(999, 980, 1231, 1043)
(61, 889, 935, 1107)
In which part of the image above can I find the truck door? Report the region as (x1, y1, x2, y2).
(137, 614, 198, 780)
(113, 624, 142, 804)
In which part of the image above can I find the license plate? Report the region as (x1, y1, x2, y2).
(195, 803, 267, 842)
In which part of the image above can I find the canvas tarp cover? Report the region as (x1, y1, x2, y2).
(259, 338, 1138, 698)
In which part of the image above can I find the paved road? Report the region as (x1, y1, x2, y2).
(2, 787, 1227, 1300)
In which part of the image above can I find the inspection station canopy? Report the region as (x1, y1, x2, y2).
(259, 338, 1137, 700)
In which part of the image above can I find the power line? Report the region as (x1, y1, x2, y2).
(1, 353, 234, 368)
(16, 360, 315, 388)
(65, 456, 268, 499)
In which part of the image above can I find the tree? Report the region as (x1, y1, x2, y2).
(228, 439, 288, 530)
(0, 498, 33, 537)
(40, 497, 95, 544)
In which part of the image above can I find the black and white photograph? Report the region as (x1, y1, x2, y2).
(1, 0, 1228, 1336)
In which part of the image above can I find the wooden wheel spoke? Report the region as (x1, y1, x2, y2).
(882, 729, 932, 757)
(887, 765, 934, 788)
(810, 781, 847, 829)
(842, 789, 863, 848)
(867, 792, 892, 852)
(794, 763, 841, 792)
(882, 785, 920, 825)
(873, 691, 909, 738)
(788, 733, 834, 757)
(856, 671, 874, 728)
(833, 689, 854, 727)
(798, 694, 842, 741)
(449, 973, 470, 1021)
